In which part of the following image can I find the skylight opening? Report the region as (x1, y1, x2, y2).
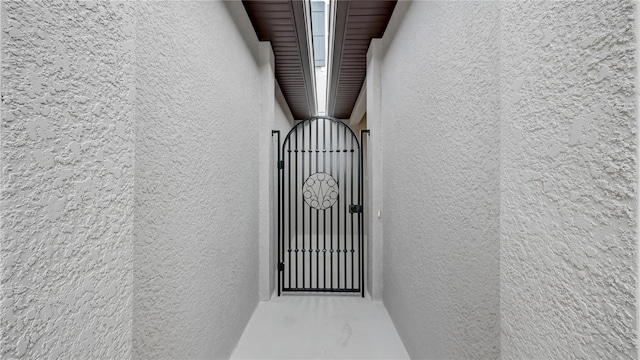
(310, 0, 330, 116)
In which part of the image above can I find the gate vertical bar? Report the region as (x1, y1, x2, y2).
(343, 125, 348, 289)
(315, 118, 319, 289)
(302, 122, 313, 288)
(294, 127, 299, 289)
(308, 121, 313, 289)
(350, 132, 354, 289)
(323, 119, 327, 289)
(272, 130, 281, 296)
(329, 121, 334, 290)
(336, 124, 341, 289)
(301, 123, 305, 289)
(287, 131, 291, 290)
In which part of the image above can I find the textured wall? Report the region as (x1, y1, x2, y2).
(258, 41, 275, 301)
(379, 2, 501, 359)
(367, 39, 384, 301)
(500, 1, 637, 358)
(133, 2, 261, 358)
(259, 44, 293, 301)
(1, 1, 135, 359)
(269, 85, 293, 297)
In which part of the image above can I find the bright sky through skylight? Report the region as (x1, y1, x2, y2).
(310, 0, 329, 115)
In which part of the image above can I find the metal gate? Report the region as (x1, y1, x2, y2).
(273, 117, 366, 296)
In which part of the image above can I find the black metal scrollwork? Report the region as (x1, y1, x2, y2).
(303, 172, 338, 210)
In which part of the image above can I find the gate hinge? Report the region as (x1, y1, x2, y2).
(349, 205, 363, 214)
(278, 262, 284, 271)
(278, 160, 284, 169)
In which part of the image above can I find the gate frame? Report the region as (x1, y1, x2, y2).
(274, 116, 368, 297)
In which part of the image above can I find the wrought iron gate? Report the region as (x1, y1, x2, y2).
(274, 117, 366, 296)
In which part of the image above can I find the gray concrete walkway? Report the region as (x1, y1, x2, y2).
(231, 295, 409, 359)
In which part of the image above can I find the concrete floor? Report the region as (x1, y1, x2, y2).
(231, 295, 409, 359)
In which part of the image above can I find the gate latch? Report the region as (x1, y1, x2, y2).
(278, 160, 284, 169)
(278, 262, 284, 271)
(349, 205, 363, 214)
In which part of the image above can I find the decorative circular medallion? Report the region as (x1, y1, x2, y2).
(303, 172, 339, 210)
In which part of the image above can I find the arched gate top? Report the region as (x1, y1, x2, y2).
(282, 116, 361, 150)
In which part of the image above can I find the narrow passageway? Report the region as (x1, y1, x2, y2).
(2, 1, 638, 359)
(231, 296, 409, 359)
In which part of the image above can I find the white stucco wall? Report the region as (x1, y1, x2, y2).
(378, 2, 501, 358)
(259, 42, 276, 301)
(260, 38, 294, 300)
(1, 2, 135, 358)
(2, 2, 288, 358)
(367, 39, 384, 301)
(500, 2, 637, 358)
(133, 2, 263, 358)
(379, 1, 638, 359)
